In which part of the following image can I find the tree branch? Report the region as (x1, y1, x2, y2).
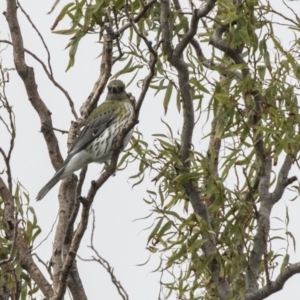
(245, 262, 300, 300)
(4, 0, 63, 172)
(271, 154, 296, 204)
(160, 1, 231, 299)
(51, 175, 77, 292)
(67, 260, 88, 300)
(117, 0, 157, 34)
(246, 157, 272, 293)
(174, 0, 216, 57)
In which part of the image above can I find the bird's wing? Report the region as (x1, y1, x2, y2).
(67, 110, 115, 159)
(36, 109, 114, 200)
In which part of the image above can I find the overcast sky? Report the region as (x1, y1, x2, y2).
(1, 1, 300, 299)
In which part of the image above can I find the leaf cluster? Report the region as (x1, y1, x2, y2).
(0, 184, 41, 300)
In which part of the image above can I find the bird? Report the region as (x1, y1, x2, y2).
(36, 80, 134, 201)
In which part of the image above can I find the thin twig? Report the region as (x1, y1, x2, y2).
(32, 213, 58, 251)
(117, 0, 157, 34)
(32, 253, 53, 280)
(17, 0, 53, 77)
(112, 6, 124, 65)
(78, 210, 129, 300)
(0, 67, 15, 192)
(0, 39, 78, 119)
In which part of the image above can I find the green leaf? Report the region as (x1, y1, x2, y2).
(156, 221, 172, 242)
(214, 93, 230, 104)
(53, 28, 78, 35)
(254, 125, 280, 134)
(286, 231, 296, 252)
(66, 30, 84, 71)
(48, 0, 61, 14)
(147, 218, 163, 244)
(190, 77, 209, 94)
(176, 90, 181, 112)
(163, 81, 173, 115)
(271, 34, 284, 52)
(51, 3, 75, 30)
(83, 1, 105, 32)
(257, 65, 266, 80)
(167, 244, 187, 268)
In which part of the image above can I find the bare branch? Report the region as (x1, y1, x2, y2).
(160, 0, 173, 58)
(51, 175, 78, 293)
(32, 253, 53, 280)
(245, 262, 300, 300)
(32, 214, 58, 251)
(173, 9, 200, 57)
(4, 0, 63, 171)
(67, 261, 88, 300)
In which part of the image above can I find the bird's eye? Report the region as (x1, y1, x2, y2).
(108, 86, 124, 93)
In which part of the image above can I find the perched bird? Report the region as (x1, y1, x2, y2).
(36, 80, 134, 201)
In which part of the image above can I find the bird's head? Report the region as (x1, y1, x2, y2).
(106, 80, 128, 102)
(108, 80, 125, 94)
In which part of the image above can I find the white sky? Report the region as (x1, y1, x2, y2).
(1, 1, 300, 299)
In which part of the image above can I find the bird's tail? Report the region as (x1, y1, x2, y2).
(36, 168, 65, 201)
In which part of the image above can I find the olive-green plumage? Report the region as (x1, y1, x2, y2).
(36, 80, 134, 201)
